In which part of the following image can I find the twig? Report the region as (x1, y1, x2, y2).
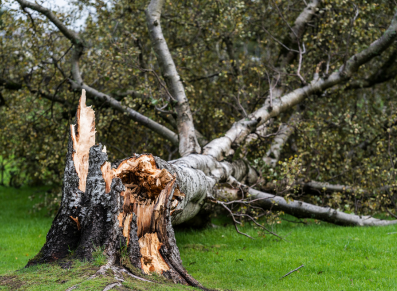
(211, 198, 287, 241)
(234, 213, 289, 242)
(139, 68, 176, 101)
(220, 202, 254, 239)
(385, 208, 397, 219)
(211, 200, 253, 239)
(280, 265, 304, 279)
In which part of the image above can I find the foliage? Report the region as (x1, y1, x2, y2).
(1, 0, 397, 216)
(29, 186, 62, 216)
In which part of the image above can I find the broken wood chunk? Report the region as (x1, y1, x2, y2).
(136, 202, 155, 238)
(70, 216, 81, 230)
(138, 233, 169, 275)
(70, 90, 96, 192)
(123, 189, 132, 213)
(170, 199, 179, 210)
(123, 213, 133, 245)
(173, 188, 185, 199)
(101, 161, 113, 193)
(100, 153, 191, 279)
(117, 213, 125, 228)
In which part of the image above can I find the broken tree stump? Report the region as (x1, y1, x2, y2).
(27, 90, 202, 288)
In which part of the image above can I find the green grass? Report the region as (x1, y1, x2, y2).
(1, 185, 397, 290)
(177, 220, 397, 290)
(0, 186, 52, 274)
(0, 260, 195, 290)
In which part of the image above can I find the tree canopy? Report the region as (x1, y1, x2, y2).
(2, 0, 397, 217)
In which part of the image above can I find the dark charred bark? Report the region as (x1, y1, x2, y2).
(27, 129, 82, 266)
(75, 145, 110, 259)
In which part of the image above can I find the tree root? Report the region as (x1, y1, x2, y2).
(65, 263, 154, 291)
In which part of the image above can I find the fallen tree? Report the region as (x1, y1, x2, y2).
(7, 0, 397, 288)
(28, 90, 397, 288)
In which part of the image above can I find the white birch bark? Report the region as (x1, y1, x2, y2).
(146, 0, 201, 156)
(263, 110, 301, 167)
(247, 187, 397, 227)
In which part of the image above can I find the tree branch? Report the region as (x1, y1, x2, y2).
(245, 0, 320, 154)
(1, 76, 72, 105)
(302, 180, 391, 198)
(16, 0, 83, 46)
(204, 11, 397, 161)
(263, 109, 302, 167)
(0, 77, 23, 90)
(346, 48, 397, 90)
(16, 0, 179, 146)
(247, 187, 397, 226)
(277, 0, 321, 70)
(146, 0, 201, 156)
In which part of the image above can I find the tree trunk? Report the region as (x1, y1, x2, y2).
(27, 91, 203, 287)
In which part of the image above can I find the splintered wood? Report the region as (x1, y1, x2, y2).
(70, 90, 96, 192)
(139, 233, 169, 274)
(69, 216, 81, 230)
(104, 154, 184, 275)
(68, 91, 185, 277)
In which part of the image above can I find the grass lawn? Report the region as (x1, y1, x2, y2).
(1, 185, 397, 290)
(0, 186, 52, 274)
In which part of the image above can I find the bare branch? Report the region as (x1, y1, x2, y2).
(16, 0, 83, 46)
(280, 265, 304, 280)
(245, 0, 321, 151)
(214, 200, 254, 239)
(234, 213, 287, 241)
(146, 0, 201, 156)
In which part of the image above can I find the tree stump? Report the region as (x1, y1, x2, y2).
(27, 90, 201, 287)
